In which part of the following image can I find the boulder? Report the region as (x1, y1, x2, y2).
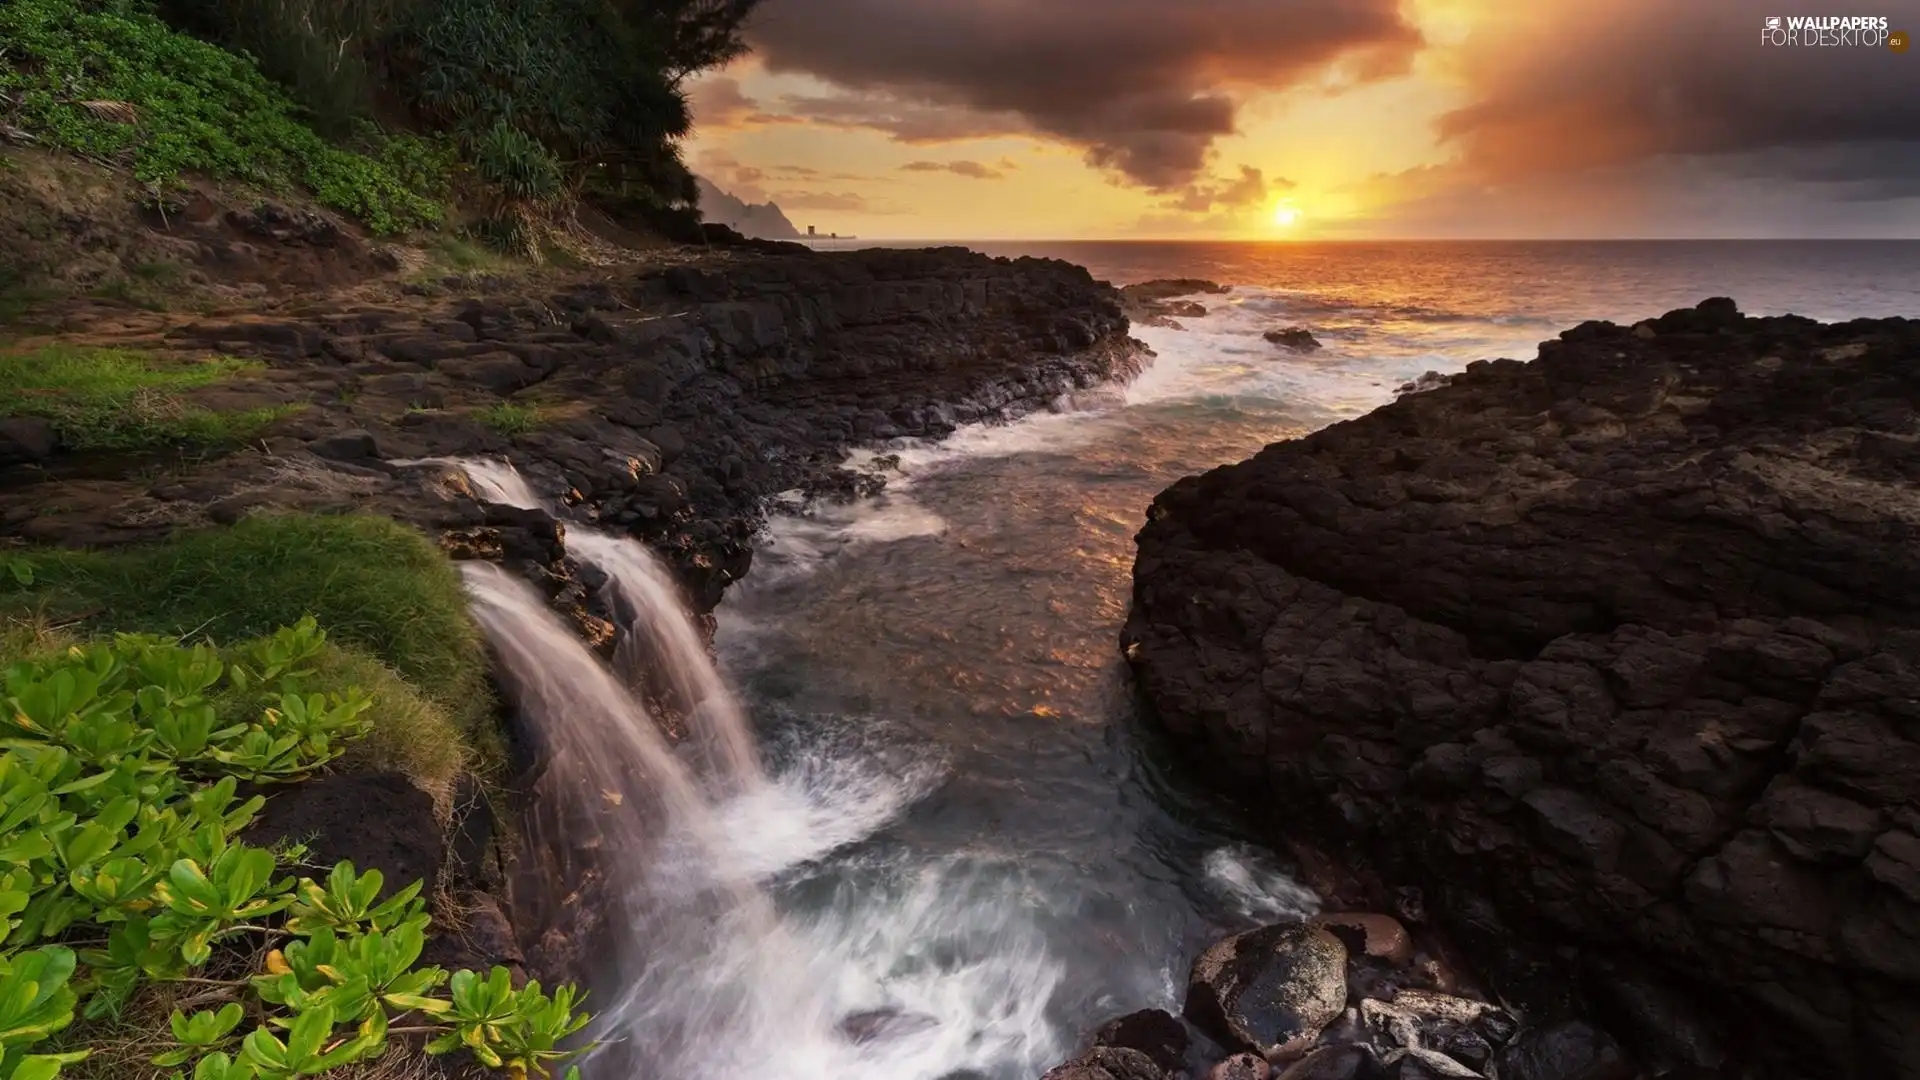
(1094, 1009, 1190, 1072)
(1126, 300, 1920, 1077)
(1187, 924, 1349, 1055)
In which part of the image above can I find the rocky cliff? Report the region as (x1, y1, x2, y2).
(3, 245, 1140, 616)
(1122, 299, 1920, 1079)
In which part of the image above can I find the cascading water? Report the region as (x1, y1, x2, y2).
(563, 529, 762, 797)
(396, 456, 543, 510)
(447, 458, 1065, 1080)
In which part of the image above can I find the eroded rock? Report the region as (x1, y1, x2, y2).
(1125, 299, 1920, 1077)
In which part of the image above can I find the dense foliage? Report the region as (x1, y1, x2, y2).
(0, 0, 759, 240)
(0, 0, 444, 234)
(0, 623, 590, 1080)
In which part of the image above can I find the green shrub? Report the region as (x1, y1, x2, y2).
(474, 402, 545, 436)
(0, 515, 490, 738)
(0, 0, 442, 233)
(0, 347, 298, 451)
(473, 123, 564, 204)
(0, 625, 591, 1080)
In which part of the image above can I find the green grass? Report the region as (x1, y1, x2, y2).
(474, 401, 545, 435)
(0, 514, 491, 742)
(0, 345, 299, 450)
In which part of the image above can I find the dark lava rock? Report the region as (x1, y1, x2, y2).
(1494, 1023, 1632, 1080)
(243, 773, 443, 895)
(1124, 300, 1920, 1078)
(0, 417, 57, 463)
(1263, 327, 1321, 351)
(1121, 279, 1230, 327)
(310, 428, 379, 461)
(1187, 924, 1349, 1055)
(1394, 371, 1452, 395)
(1094, 1008, 1190, 1072)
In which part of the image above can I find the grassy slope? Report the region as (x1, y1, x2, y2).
(0, 514, 492, 799)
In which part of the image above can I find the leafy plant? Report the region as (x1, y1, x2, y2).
(0, 0, 442, 233)
(0, 629, 591, 1080)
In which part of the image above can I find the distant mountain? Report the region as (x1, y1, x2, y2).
(695, 177, 801, 240)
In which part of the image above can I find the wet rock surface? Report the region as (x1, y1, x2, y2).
(1038, 911, 1570, 1080)
(1123, 299, 1920, 1078)
(1263, 327, 1322, 352)
(1187, 924, 1350, 1055)
(1121, 278, 1231, 328)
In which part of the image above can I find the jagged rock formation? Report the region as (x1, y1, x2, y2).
(695, 176, 802, 240)
(1123, 299, 1920, 1079)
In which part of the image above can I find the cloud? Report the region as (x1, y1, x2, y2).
(687, 76, 800, 131)
(1163, 164, 1289, 212)
(1434, 0, 1920, 191)
(745, 0, 1420, 188)
(899, 159, 1006, 179)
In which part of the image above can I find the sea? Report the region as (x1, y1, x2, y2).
(630, 241, 1920, 1080)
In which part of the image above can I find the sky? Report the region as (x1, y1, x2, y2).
(683, 0, 1920, 240)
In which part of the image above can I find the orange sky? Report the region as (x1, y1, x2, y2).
(687, 0, 1920, 240)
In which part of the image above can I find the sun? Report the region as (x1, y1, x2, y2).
(1270, 202, 1301, 228)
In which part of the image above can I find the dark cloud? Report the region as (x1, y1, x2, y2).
(745, 0, 1419, 188)
(773, 91, 1028, 143)
(899, 159, 1005, 179)
(688, 76, 797, 130)
(1437, 0, 1920, 192)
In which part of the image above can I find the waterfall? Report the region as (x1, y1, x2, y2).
(447, 456, 1062, 1080)
(563, 529, 763, 796)
(395, 455, 543, 509)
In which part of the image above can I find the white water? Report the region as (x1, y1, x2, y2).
(394, 455, 544, 509)
(565, 529, 763, 796)
(441, 457, 1076, 1080)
